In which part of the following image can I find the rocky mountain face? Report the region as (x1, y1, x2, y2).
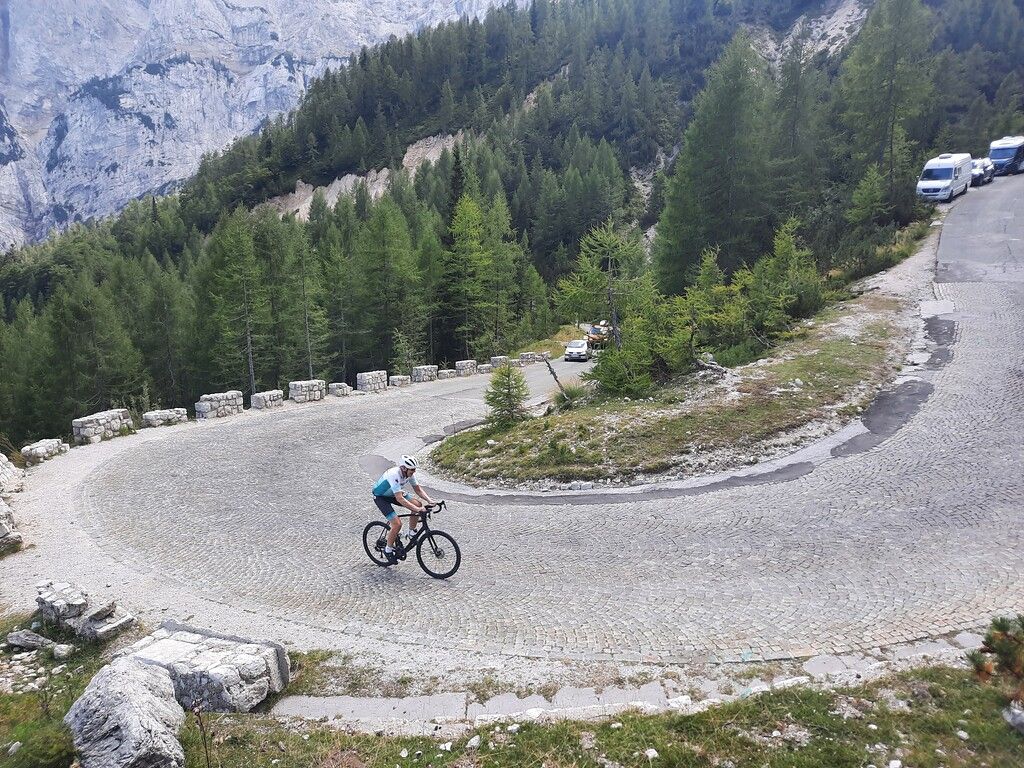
(0, 0, 502, 251)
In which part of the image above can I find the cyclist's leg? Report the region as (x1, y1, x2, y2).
(404, 493, 421, 533)
(374, 496, 401, 547)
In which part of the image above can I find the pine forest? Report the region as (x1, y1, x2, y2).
(1, 0, 1023, 446)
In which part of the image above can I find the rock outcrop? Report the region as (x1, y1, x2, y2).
(116, 621, 290, 713)
(0, 499, 22, 554)
(0, 2, 500, 250)
(0, 453, 22, 495)
(267, 131, 463, 220)
(65, 658, 186, 768)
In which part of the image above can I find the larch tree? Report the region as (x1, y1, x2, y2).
(840, 0, 934, 220)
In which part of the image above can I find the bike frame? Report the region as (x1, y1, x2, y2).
(389, 502, 446, 552)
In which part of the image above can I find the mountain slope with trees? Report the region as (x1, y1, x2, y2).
(1, 0, 1023, 449)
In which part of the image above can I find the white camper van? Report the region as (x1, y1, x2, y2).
(988, 136, 1024, 175)
(917, 153, 973, 203)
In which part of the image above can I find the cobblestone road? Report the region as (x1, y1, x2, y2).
(6, 179, 1024, 666)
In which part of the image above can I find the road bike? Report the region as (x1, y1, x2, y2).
(362, 500, 461, 579)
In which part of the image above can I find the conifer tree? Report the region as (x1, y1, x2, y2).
(484, 364, 530, 430)
(653, 34, 769, 290)
(42, 274, 147, 430)
(840, 0, 934, 216)
(201, 207, 270, 394)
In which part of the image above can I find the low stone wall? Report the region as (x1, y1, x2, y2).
(142, 408, 188, 428)
(0, 453, 23, 495)
(507, 359, 525, 368)
(251, 390, 284, 410)
(536, 350, 552, 360)
(389, 375, 412, 387)
(289, 379, 326, 403)
(21, 438, 69, 465)
(478, 364, 494, 374)
(490, 356, 509, 367)
(329, 382, 352, 396)
(437, 369, 457, 380)
(117, 621, 290, 713)
(195, 391, 244, 420)
(519, 352, 537, 364)
(72, 409, 134, 445)
(455, 360, 478, 377)
(356, 370, 387, 393)
(0, 499, 22, 554)
(412, 365, 438, 383)
(36, 581, 135, 642)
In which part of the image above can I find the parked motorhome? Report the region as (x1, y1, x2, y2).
(917, 153, 973, 203)
(988, 136, 1024, 175)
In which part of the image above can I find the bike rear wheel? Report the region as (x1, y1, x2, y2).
(362, 521, 391, 566)
(416, 530, 461, 579)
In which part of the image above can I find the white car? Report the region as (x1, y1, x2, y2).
(564, 339, 591, 362)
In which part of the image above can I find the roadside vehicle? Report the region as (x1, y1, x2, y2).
(971, 157, 995, 186)
(564, 339, 591, 362)
(916, 153, 973, 203)
(989, 136, 1024, 175)
(586, 321, 610, 349)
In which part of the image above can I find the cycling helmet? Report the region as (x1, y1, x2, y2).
(399, 455, 418, 470)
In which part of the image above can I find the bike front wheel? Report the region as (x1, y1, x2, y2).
(362, 521, 391, 566)
(416, 530, 461, 579)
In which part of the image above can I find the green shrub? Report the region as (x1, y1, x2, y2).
(714, 338, 766, 368)
(968, 614, 1024, 703)
(554, 383, 588, 411)
(484, 365, 530, 430)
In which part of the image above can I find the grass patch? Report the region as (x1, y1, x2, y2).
(433, 297, 902, 485)
(0, 613, 109, 768)
(176, 666, 1022, 767)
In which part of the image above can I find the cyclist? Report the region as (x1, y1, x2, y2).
(371, 455, 436, 563)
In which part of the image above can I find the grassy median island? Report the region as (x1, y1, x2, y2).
(176, 666, 1021, 767)
(432, 292, 905, 486)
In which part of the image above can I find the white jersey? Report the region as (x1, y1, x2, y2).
(372, 466, 415, 498)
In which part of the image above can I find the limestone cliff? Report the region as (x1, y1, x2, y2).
(0, 0, 501, 250)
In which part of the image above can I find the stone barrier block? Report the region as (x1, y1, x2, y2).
(536, 350, 552, 360)
(519, 352, 537, 364)
(36, 581, 135, 642)
(0, 453, 23, 495)
(478, 364, 494, 374)
(490, 356, 509, 367)
(250, 390, 284, 410)
(411, 365, 438, 383)
(21, 438, 70, 465)
(143, 408, 188, 428)
(508, 359, 525, 368)
(72, 408, 134, 445)
(356, 370, 388, 393)
(389, 375, 412, 387)
(437, 369, 456, 380)
(455, 360, 478, 377)
(117, 620, 290, 713)
(195, 391, 244, 420)
(0, 499, 22, 553)
(329, 382, 352, 397)
(288, 379, 326, 403)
